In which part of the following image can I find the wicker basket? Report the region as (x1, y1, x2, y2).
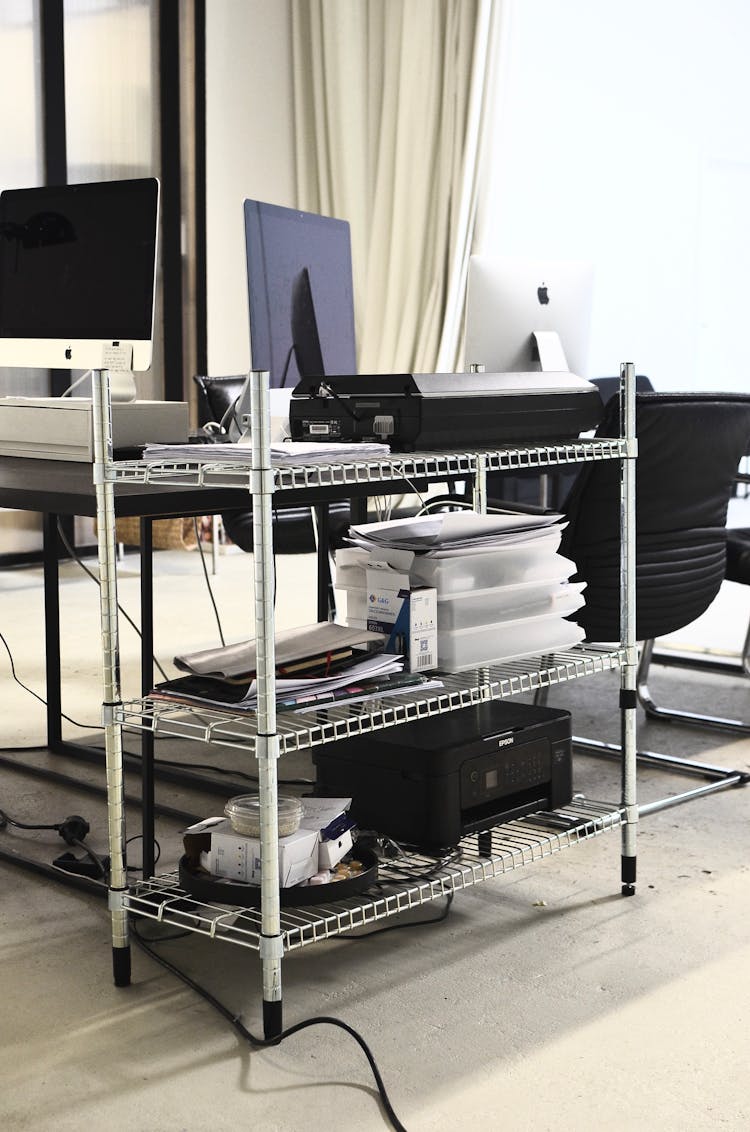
(112, 516, 199, 550)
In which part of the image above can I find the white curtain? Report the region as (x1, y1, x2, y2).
(291, 0, 498, 375)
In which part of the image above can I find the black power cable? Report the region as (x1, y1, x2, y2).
(0, 805, 109, 880)
(0, 806, 90, 843)
(0, 627, 100, 732)
(54, 517, 170, 682)
(192, 517, 226, 646)
(131, 918, 409, 1132)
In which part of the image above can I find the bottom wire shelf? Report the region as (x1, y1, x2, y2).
(124, 797, 623, 953)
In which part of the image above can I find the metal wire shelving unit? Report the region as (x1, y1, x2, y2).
(92, 366, 638, 1036)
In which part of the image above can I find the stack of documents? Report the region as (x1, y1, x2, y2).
(348, 510, 562, 553)
(150, 621, 441, 713)
(337, 510, 586, 670)
(142, 439, 391, 464)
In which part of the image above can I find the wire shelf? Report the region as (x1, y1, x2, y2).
(116, 645, 626, 754)
(109, 438, 629, 493)
(124, 798, 623, 953)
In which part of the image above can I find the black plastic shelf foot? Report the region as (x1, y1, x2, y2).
(113, 944, 131, 987)
(263, 998, 283, 1041)
(621, 854, 636, 897)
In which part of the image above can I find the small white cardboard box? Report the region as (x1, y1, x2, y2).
(365, 563, 437, 672)
(299, 797, 354, 870)
(318, 828, 354, 869)
(193, 818, 320, 887)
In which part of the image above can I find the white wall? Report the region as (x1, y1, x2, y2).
(206, 1, 750, 391)
(205, 0, 296, 375)
(476, 0, 750, 390)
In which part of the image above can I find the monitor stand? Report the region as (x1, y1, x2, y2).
(232, 378, 293, 446)
(101, 343, 136, 401)
(532, 330, 570, 372)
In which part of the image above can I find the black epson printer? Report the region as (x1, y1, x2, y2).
(289, 371, 603, 451)
(312, 700, 573, 850)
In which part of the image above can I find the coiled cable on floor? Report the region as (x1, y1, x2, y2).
(131, 918, 409, 1132)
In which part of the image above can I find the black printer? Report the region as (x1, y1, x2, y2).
(289, 371, 603, 451)
(312, 700, 573, 850)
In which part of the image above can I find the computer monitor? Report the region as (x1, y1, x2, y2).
(464, 255, 594, 377)
(0, 177, 160, 373)
(243, 199, 357, 389)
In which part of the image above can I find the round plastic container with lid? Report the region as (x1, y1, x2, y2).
(224, 793, 303, 838)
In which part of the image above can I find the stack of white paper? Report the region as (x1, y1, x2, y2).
(348, 509, 561, 552)
(142, 439, 391, 465)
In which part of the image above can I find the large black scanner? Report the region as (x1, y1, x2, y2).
(312, 701, 573, 850)
(289, 371, 603, 451)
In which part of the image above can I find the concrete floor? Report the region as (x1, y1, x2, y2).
(0, 536, 749, 1131)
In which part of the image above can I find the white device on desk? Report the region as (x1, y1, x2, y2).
(0, 396, 189, 461)
(0, 177, 188, 457)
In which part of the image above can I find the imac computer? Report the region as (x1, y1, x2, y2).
(464, 255, 594, 378)
(0, 177, 160, 375)
(0, 178, 191, 459)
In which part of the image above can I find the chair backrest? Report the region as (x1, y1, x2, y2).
(561, 392, 750, 641)
(193, 374, 246, 428)
(591, 374, 654, 406)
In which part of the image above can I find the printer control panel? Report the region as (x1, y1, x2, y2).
(460, 737, 552, 808)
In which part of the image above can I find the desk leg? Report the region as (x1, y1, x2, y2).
(139, 518, 156, 879)
(312, 504, 331, 621)
(42, 512, 63, 751)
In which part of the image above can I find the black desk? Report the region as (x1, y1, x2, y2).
(0, 456, 253, 745)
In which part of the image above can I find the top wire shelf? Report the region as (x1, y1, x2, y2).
(108, 437, 630, 493)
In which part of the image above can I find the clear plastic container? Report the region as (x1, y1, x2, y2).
(437, 580, 585, 631)
(409, 535, 571, 597)
(224, 794, 303, 838)
(436, 614, 585, 672)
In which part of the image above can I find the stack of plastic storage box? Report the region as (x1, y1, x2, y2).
(335, 510, 586, 671)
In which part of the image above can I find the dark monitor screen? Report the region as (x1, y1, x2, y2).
(243, 199, 357, 388)
(0, 177, 159, 371)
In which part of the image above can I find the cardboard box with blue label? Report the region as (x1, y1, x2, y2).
(365, 562, 437, 673)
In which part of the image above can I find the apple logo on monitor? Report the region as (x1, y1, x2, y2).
(537, 284, 550, 305)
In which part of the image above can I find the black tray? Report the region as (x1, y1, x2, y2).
(178, 849, 379, 908)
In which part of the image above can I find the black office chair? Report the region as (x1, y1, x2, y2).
(635, 497, 750, 733)
(561, 391, 750, 639)
(726, 527, 750, 677)
(485, 375, 654, 510)
(193, 374, 351, 555)
(559, 391, 750, 754)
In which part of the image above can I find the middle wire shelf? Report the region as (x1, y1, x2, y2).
(117, 644, 626, 754)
